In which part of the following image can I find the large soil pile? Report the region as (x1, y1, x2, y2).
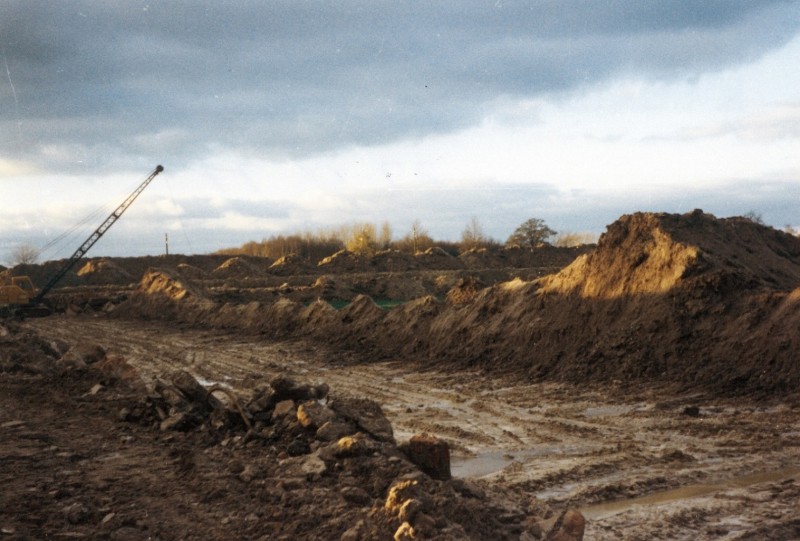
(430, 210, 800, 395)
(115, 210, 800, 397)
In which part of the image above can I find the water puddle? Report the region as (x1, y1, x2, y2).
(195, 375, 231, 388)
(451, 445, 593, 478)
(581, 402, 655, 418)
(581, 466, 800, 520)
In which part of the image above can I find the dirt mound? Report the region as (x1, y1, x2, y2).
(369, 249, 419, 271)
(175, 262, 208, 279)
(318, 249, 465, 273)
(539, 210, 800, 297)
(138, 269, 207, 301)
(317, 249, 360, 272)
(113, 210, 800, 396)
(212, 256, 266, 279)
(0, 320, 61, 375)
(76, 258, 133, 285)
(310, 275, 352, 301)
(269, 253, 314, 275)
(432, 210, 800, 394)
(416, 247, 464, 270)
(112, 269, 215, 322)
(459, 246, 589, 270)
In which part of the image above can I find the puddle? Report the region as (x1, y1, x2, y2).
(581, 466, 800, 520)
(451, 445, 594, 478)
(582, 404, 635, 418)
(581, 403, 652, 418)
(195, 376, 230, 388)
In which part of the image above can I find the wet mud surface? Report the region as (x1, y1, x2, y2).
(22, 316, 800, 540)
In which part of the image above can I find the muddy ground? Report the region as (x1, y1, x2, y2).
(8, 315, 799, 540)
(4, 211, 800, 540)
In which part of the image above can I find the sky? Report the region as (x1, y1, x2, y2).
(1, 1, 800, 266)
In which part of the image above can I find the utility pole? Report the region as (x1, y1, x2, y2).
(165, 232, 169, 256)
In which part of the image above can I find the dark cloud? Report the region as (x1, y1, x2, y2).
(1, 1, 798, 173)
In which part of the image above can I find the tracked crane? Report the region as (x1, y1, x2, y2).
(0, 165, 164, 317)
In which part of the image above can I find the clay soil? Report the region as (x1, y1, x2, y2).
(3, 210, 800, 540)
(2, 315, 797, 540)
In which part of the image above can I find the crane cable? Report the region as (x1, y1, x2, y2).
(36, 174, 152, 260)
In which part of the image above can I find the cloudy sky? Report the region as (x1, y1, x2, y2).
(1, 1, 799, 265)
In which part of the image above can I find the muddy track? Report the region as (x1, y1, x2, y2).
(27, 316, 800, 540)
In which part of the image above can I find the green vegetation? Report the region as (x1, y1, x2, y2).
(318, 299, 408, 311)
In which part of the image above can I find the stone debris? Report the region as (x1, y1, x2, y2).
(119, 369, 584, 540)
(401, 433, 452, 481)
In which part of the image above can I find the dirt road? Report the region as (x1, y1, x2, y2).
(27, 316, 800, 540)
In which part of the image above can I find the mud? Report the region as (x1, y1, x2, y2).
(4, 210, 800, 540)
(20, 316, 800, 540)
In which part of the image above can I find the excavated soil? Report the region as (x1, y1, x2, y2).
(3, 210, 800, 540)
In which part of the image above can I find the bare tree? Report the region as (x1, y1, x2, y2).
(553, 231, 598, 247)
(743, 211, 765, 225)
(410, 220, 425, 254)
(461, 217, 488, 252)
(395, 220, 434, 254)
(378, 221, 393, 250)
(12, 244, 39, 265)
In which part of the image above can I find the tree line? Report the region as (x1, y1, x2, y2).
(215, 217, 598, 261)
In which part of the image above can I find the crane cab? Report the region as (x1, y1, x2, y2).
(0, 276, 38, 308)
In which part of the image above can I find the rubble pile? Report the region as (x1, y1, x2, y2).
(125, 369, 585, 540)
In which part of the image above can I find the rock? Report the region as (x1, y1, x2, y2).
(272, 400, 297, 423)
(394, 522, 416, 541)
(341, 486, 372, 506)
(281, 452, 327, 477)
(63, 502, 90, 524)
(330, 397, 394, 443)
(297, 401, 336, 429)
(544, 509, 585, 541)
(57, 354, 88, 373)
(332, 433, 379, 458)
(316, 421, 354, 442)
(239, 464, 262, 483)
(247, 387, 277, 414)
(385, 478, 429, 518)
(450, 478, 485, 499)
(171, 370, 213, 404)
(412, 513, 437, 536)
(48, 338, 70, 356)
(398, 498, 423, 522)
(270, 375, 329, 401)
(287, 438, 311, 456)
(65, 343, 106, 365)
(682, 405, 701, 417)
(160, 412, 191, 432)
(340, 520, 365, 541)
(403, 433, 451, 480)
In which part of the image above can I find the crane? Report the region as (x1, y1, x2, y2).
(1, 165, 163, 317)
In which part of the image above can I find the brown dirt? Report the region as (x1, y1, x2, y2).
(4, 209, 800, 539)
(107, 210, 800, 397)
(8, 315, 800, 541)
(2, 318, 581, 541)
